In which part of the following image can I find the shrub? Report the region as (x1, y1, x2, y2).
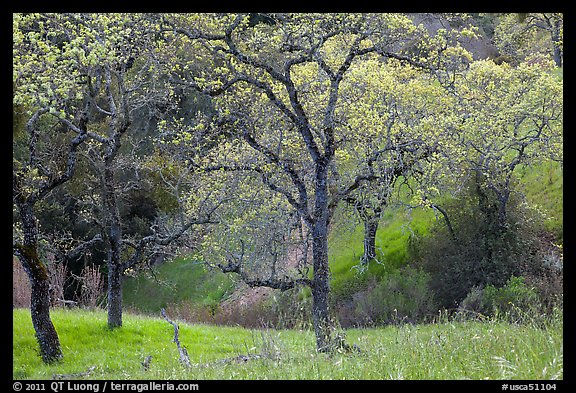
(48, 260, 68, 307)
(338, 266, 437, 327)
(458, 285, 486, 316)
(270, 288, 313, 329)
(410, 180, 553, 310)
(524, 267, 563, 314)
(483, 276, 540, 322)
(13, 258, 31, 308)
(79, 264, 105, 309)
(459, 276, 543, 324)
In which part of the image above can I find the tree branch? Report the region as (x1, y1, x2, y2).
(160, 308, 191, 368)
(217, 258, 312, 291)
(26, 114, 89, 206)
(122, 213, 219, 272)
(202, 161, 313, 226)
(62, 234, 103, 262)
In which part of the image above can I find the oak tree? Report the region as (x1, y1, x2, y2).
(159, 13, 471, 351)
(13, 12, 96, 362)
(14, 13, 218, 335)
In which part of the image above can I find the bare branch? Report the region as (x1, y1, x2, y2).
(160, 309, 191, 368)
(62, 234, 103, 262)
(216, 258, 312, 291)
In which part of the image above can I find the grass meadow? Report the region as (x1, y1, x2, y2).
(13, 308, 562, 380)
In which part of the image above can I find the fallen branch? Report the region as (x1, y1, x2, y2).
(56, 299, 79, 308)
(161, 308, 191, 368)
(191, 353, 265, 369)
(52, 366, 96, 380)
(214, 353, 263, 365)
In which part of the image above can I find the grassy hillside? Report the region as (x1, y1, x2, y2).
(328, 206, 436, 300)
(13, 308, 562, 380)
(517, 161, 563, 240)
(123, 257, 235, 313)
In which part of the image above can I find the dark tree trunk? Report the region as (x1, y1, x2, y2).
(310, 163, 334, 352)
(28, 259, 63, 363)
(428, 202, 457, 243)
(346, 197, 383, 266)
(311, 222, 332, 351)
(474, 171, 511, 286)
(552, 44, 562, 68)
(107, 260, 123, 329)
(496, 191, 510, 234)
(14, 204, 63, 364)
(103, 165, 124, 329)
(361, 211, 380, 265)
(551, 20, 563, 67)
(475, 172, 503, 234)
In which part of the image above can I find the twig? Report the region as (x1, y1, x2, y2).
(52, 366, 96, 380)
(160, 308, 191, 368)
(214, 353, 263, 365)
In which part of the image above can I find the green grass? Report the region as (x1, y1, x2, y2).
(13, 308, 563, 380)
(517, 161, 563, 240)
(122, 256, 235, 313)
(328, 206, 436, 300)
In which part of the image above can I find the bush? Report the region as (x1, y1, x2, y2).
(13, 258, 31, 308)
(337, 266, 437, 327)
(459, 276, 543, 324)
(270, 288, 313, 329)
(483, 276, 540, 322)
(458, 286, 485, 316)
(410, 180, 553, 310)
(78, 264, 105, 309)
(524, 267, 563, 315)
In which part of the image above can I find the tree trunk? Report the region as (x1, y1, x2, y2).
(429, 202, 457, 243)
(14, 204, 63, 363)
(107, 259, 123, 329)
(552, 44, 562, 68)
(551, 20, 562, 68)
(310, 163, 335, 352)
(362, 213, 380, 265)
(311, 223, 332, 352)
(29, 263, 63, 363)
(103, 166, 124, 329)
